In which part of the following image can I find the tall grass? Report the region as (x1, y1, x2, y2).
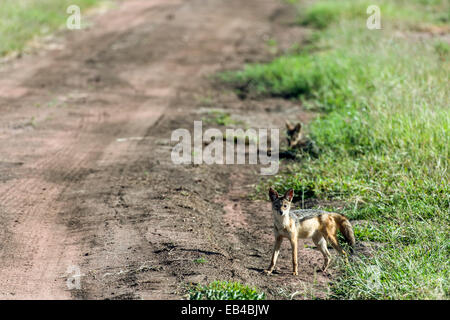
(0, 0, 101, 56)
(224, 0, 449, 299)
(297, 0, 449, 29)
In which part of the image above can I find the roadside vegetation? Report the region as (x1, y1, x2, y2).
(189, 281, 266, 300)
(297, 0, 449, 30)
(0, 0, 102, 56)
(224, 0, 449, 299)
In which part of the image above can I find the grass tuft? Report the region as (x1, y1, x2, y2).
(189, 281, 266, 300)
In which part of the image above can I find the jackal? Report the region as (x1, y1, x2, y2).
(285, 121, 303, 149)
(285, 121, 318, 158)
(265, 188, 355, 275)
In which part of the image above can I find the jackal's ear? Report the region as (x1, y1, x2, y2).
(285, 120, 294, 131)
(294, 122, 302, 133)
(269, 188, 279, 202)
(284, 189, 294, 202)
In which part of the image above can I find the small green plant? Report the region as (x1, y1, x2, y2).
(193, 257, 207, 264)
(203, 110, 241, 126)
(28, 116, 37, 128)
(189, 281, 266, 300)
(298, 1, 348, 29)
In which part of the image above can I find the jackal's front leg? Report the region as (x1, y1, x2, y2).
(265, 235, 283, 275)
(289, 236, 298, 275)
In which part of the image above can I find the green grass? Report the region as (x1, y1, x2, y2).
(189, 281, 266, 300)
(297, 0, 449, 29)
(0, 0, 102, 56)
(435, 40, 450, 60)
(225, 0, 449, 300)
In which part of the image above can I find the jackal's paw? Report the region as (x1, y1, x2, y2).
(264, 269, 273, 275)
(292, 271, 298, 276)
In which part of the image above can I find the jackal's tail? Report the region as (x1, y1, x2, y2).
(333, 214, 356, 254)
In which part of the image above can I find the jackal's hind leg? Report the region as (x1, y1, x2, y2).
(313, 232, 331, 272)
(327, 234, 349, 264)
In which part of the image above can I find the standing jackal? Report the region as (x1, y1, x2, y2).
(265, 188, 355, 275)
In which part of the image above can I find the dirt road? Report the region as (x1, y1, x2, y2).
(0, 0, 332, 299)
